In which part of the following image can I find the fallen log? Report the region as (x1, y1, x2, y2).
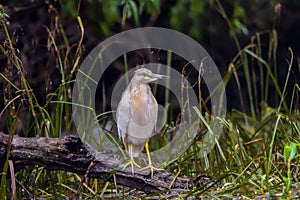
(0, 132, 216, 194)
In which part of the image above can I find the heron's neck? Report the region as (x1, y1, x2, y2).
(128, 80, 150, 92)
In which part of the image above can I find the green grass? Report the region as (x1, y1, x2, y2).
(1, 1, 300, 199)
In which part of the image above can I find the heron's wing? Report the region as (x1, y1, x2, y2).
(116, 89, 131, 140)
(149, 94, 158, 134)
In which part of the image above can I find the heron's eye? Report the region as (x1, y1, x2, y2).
(144, 73, 152, 78)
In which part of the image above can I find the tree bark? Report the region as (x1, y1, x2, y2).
(0, 132, 216, 194)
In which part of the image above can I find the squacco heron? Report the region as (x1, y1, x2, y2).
(116, 68, 167, 176)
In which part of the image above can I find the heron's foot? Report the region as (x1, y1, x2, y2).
(141, 140, 164, 177)
(141, 164, 164, 177)
(123, 159, 141, 175)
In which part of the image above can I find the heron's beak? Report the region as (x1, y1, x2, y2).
(151, 73, 169, 80)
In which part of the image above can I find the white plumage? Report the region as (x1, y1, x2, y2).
(116, 68, 167, 175)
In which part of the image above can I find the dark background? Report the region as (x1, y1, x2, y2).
(1, 0, 299, 123)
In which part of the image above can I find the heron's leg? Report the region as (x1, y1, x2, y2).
(141, 140, 163, 177)
(122, 144, 140, 175)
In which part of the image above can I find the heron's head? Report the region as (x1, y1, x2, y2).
(132, 68, 168, 84)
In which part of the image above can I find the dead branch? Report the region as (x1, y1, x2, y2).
(0, 132, 215, 194)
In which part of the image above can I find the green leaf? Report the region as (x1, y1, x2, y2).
(284, 142, 298, 162)
(128, 0, 140, 26)
(288, 142, 298, 162)
(283, 145, 291, 162)
(0, 13, 10, 19)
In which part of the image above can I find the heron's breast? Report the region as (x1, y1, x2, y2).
(131, 87, 155, 108)
(130, 85, 157, 124)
